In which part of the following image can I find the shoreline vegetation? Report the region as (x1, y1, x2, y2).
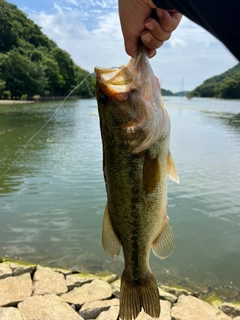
(1, 1, 240, 102)
(0, 257, 239, 320)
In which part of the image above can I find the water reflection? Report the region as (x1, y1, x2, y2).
(0, 97, 239, 298)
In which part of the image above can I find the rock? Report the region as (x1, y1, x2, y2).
(171, 295, 231, 320)
(233, 317, 240, 320)
(9, 262, 36, 276)
(161, 285, 193, 297)
(0, 273, 32, 307)
(159, 288, 177, 304)
(0, 263, 12, 279)
(33, 265, 68, 295)
(111, 279, 120, 298)
(0, 307, 23, 320)
(66, 273, 94, 290)
(18, 294, 83, 320)
(52, 267, 73, 275)
(61, 279, 112, 307)
(79, 298, 119, 319)
(119, 300, 171, 320)
(95, 271, 118, 283)
(160, 300, 172, 320)
(95, 306, 119, 320)
(220, 302, 240, 318)
(201, 294, 223, 307)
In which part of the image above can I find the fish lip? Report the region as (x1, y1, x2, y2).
(94, 67, 122, 82)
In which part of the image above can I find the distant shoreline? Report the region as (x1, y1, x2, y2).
(0, 100, 33, 104)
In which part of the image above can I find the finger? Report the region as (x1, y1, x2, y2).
(145, 17, 171, 42)
(156, 9, 182, 32)
(141, 30, 164, 50)
(124, 35, 139, 58)
(148, 49, 156, 58)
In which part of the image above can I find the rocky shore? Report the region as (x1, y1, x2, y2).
(0, 100, 33, 104)
(0, 258, 239, 320)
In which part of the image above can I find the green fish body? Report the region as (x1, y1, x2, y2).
(95, 46, 179, 320)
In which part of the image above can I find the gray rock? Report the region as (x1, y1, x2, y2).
(18, 294, 83, 320)
(9, 262, 36, 277)
(220, 302, 240, 318)
(52, 267, 73, 275)
(0, 263, 12, 279)
(111, 279, 120, 298)
(33, 265, 68, 295)
(61, 279, 112, 307)
(159, 288, 177, 304)
(160, 300, 172, 320)
(0, 273, 32, 307)
(0, 307, 23, 320)
(119, 300, 171, 320)
(95, 271, 118, 283)
(135, 310, 154, 320)
(79, 298, 119, 319)
(95, 306, 119, 320)
(171, 295, 231, 320)
(161, 285, 193, 297)
(66, 273, 94, 290)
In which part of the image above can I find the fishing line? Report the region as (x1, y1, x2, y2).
(0, 72, 94, 181)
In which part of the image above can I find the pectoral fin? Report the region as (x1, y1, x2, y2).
(152, 220, 175, 259)
(167, 151, 179, 183)
(143, 152, 161, 194)
(102, 204, 121, 258)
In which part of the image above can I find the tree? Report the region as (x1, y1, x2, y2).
(217, 77, 240, 99)
(51, 48, 75, 95)
(74, 66, 95, 97)
(187, 63, 240, 99)
(0, 50, 48, 97)
(0, 0, 94, 99)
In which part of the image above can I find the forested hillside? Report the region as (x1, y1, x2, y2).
(0, 0, 95, 99)
(187, 63, 240, 99)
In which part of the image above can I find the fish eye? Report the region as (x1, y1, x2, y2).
(99, 94, 110, 106)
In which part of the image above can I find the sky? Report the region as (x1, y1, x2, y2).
(10, 0, 238, 93)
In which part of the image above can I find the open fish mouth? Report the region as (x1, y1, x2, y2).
(95, 46, 167, 154)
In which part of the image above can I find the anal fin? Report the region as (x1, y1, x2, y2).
(102, 203, 121, 258)
(152, 220, 175, 259)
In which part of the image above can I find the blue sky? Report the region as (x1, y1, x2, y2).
(10, 0, 238, 92)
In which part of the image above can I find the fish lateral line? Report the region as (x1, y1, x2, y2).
(0, 72, 94, 181)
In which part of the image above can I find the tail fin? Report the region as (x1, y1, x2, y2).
(119, 270, 160, 320)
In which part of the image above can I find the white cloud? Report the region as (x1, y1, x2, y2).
(66, 0, 78, 5)
(30, 6, 237, 93)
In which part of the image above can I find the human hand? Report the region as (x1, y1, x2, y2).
(118, 0, 182, 58)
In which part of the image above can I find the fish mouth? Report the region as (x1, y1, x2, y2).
(95, 45, 167, 154)
(94, 46, 148, 97)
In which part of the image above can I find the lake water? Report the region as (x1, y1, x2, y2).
(0, 97, 239, 300)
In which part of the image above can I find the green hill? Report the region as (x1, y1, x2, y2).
(187, 63, 240, 99)
(161, 88, 175, 96)
(0, 0, 95, 99)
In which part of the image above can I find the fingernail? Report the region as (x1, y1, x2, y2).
(156, 8, 163, 18)
(149, 51, 156, 58)
(145, 21, 153, 30)
(141, 33, 152, 43)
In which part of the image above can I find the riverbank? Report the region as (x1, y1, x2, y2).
(0, 258, 239, 320)
(0, 100, 33, 104)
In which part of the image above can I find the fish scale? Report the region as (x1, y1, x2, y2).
(95, 45, 179, 320)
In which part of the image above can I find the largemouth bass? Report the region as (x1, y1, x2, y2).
(94, 46, 179, 320)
